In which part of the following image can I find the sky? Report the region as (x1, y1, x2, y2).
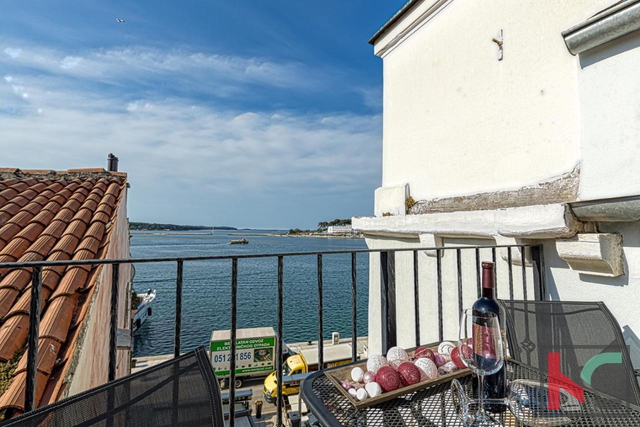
(0, 1, 406, 229)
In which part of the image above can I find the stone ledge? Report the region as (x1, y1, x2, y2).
(353, 203, 581, 240)
(556, 233, 624, 277)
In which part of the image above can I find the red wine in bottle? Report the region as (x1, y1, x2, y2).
(472, 261, 506, 413)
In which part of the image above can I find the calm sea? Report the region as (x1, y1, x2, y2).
(131, 230, 369, 357)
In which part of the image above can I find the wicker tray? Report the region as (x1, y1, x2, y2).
(325, 346, 471, 409)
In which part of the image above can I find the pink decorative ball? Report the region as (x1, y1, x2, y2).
(438, 341, 455, 356)
(414, 346, 435, 362)
(434, 353, 448, 367)
(366, 354, 389, 374)
(375, 366, 401, 392)
(397, 362, 421, 386)
(414, 357, 438, 380)
(363, 371, 376, 384)
(438, 361, 458, 375)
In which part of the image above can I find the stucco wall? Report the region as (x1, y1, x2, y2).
(576, 29, 640, 201)
(377, 0, 612, 202)
(65, 188, 132, 396)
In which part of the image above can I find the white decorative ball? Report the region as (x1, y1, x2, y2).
(437, 341, 455, 356)
(414, 357, 438, 380)
(351, 367, 365, 382)
(365, 382, 383, 398)
(438, 361, 458, 375)
(366, 355, 388, 374)
(348, 388, 358, 398)
(356, 388, 368, 401)
(363, 371, 376, 384)
(386, 346, 409, 369)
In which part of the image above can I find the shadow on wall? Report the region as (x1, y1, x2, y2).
(579, 29, 640, 68)
(623, 326, 640, 376)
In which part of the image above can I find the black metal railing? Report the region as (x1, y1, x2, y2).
(0, 244, 545, 426)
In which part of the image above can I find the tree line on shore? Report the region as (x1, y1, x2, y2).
(288, 218, 351, 235)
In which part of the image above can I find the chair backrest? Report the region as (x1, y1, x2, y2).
(4, 346, 224, 426)
(500, 300, 640, 405)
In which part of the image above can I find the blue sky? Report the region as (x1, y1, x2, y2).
(0, 1, 405, 229)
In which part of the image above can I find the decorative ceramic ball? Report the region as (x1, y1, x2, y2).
(437, 341, 455, 356)
(341, 380, 353, 390)
(434, 353, 449, 367)
(438, 361, 458, 375)
(356, 388, 368, 401)
(348, 388, 358, 398)
(414, 357, 438, 380)
(450, 347, 471, 369)
(413, 346, 435, 362)
(351, 367, 365, 382)
(363, 371, 376, 384)
(365, 382, 383, 398)
(375, 366, 401, 392)
(386, 346, 409, 369)
(366, 354, 389, 374)
(397, 362, 422, 386)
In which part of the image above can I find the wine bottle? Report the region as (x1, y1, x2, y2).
(472, 261, 507, 413)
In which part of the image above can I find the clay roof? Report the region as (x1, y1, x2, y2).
(0, 168, 127, 416)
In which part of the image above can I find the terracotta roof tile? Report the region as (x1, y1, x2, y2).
(0, 370, 49, 412)
(0, 171, 126, 413)
(39, 296, 76, 342)
(15, 338, 61, 375)
(50, 234, 80, 257)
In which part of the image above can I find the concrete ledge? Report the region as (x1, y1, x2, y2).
(353, 203, 580, 239)
(374, 184, 409, 217)
(556, 233, 624, 277)
(419, 233, 444, 257)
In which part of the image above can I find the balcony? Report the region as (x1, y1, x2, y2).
(0, 243, 545, 426)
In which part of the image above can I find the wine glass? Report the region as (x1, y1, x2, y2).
(458, 309, 505, 426)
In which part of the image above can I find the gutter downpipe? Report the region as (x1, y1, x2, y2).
(570, 196, 640, 222)
(562, 0, 640, 55)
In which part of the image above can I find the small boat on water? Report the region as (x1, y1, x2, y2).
(132, 289, 156, 332)
(229, 238, 249, 245)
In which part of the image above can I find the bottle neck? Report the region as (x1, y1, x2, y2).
(482, 287, 494, 299)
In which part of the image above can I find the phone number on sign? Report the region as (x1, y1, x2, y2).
(213, 352, 252, 363)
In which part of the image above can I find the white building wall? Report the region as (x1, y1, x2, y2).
(379, 0, 611, 201)
(576, 29, 640, 200)
(363, 0, 640, 360)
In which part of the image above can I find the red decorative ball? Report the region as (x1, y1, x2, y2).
(397, 362, 421, 386)
(413, 346, 435, 362)
(450, 348, 465, 369)
(375, 366, 401, 392)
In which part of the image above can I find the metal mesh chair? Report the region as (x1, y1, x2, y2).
(3, 346, 224, 427)
(500, 300, 640, 405)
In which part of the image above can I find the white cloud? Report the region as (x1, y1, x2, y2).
(4, 47, 21, 58)
(4, 75, 13, 82)
(59, 56, 82, 69)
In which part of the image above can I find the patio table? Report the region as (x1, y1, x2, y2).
(301, 359, 640, 426)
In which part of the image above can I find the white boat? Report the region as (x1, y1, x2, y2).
(132, 289, 156, 332)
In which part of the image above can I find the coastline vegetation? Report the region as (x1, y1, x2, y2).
(129, 222, 237, 231)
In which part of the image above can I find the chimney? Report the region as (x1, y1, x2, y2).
(107, 153, 119, 172)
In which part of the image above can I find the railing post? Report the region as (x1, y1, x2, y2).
(531, 245, 547, 301)
(380, 251, 396, 353)
(229, 258, 238, 427)
(317, 254, 323, 370)
(174, 260, 183, 358)
(276, 256, 284, 427)
(109, 263, 119, 382)
(475, 248, 481, 298)
(351, 253, 357, 362)
(456, 248, 463, 316)
(25, 266, 42, 412)
(507, 247, 514, 299)
(413, 250, 420, 347)
(436, 249, 443, 342)
(520, 246, 528, 300)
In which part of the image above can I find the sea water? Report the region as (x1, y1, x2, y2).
(131, 230, 369, 357)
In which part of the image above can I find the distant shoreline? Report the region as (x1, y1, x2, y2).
(229, 232, 363, 239)
(131, 232, 213, 236)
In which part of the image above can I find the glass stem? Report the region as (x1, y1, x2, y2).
(478, 373, 485, 415)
